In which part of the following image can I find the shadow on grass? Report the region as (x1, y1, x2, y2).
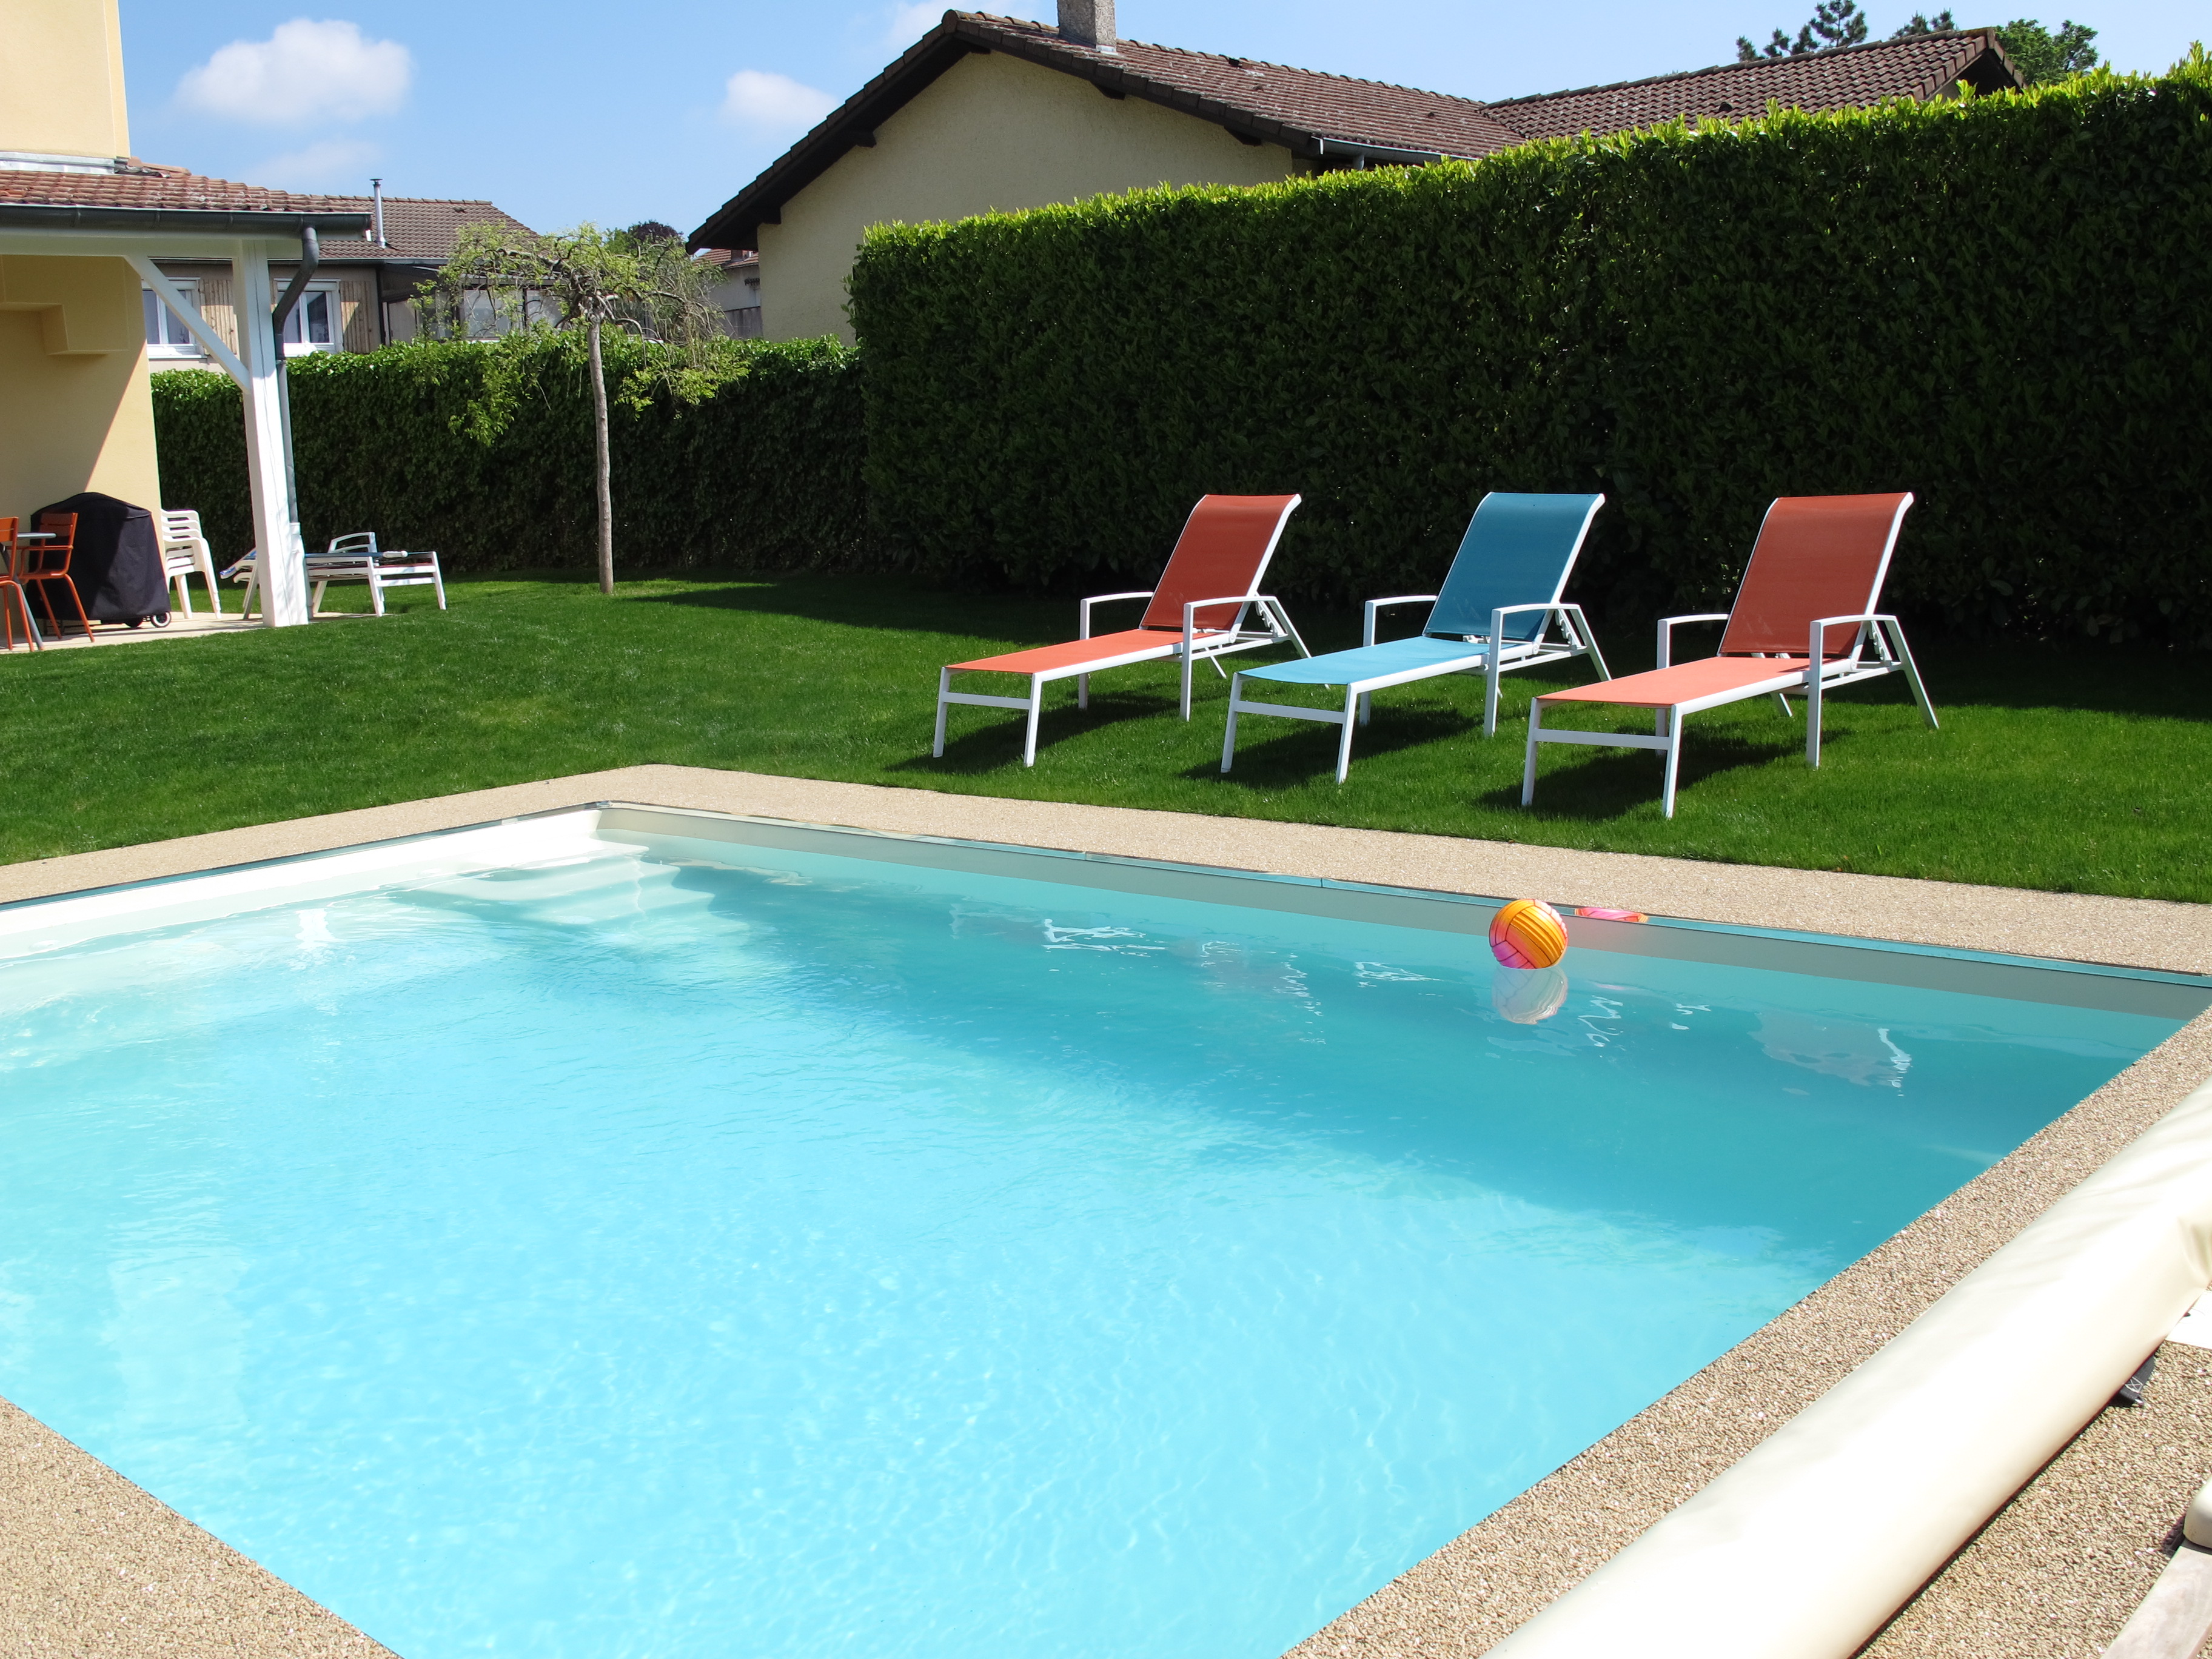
(623, 573, 1068, 640)
(1490, 731, 1804, 819)
(888, 691, 1181, 775)
(1198, 706, 1478, 787)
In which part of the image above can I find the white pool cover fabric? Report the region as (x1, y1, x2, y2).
(1489, 1077, 2212, 1659)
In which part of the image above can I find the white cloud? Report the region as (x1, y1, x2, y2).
(252, 137, 380, 189)
(719, 69, 837, 131)
(177, 19, 411, 126)
(885, 3, 944, 45)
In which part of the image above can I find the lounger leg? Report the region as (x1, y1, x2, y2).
(1521, 703, 1544, 806)
(1022, 677, 1045, 766)
(1807, 670, 1825, 766)
(368, 569, 386, 617)
(1887, 622, 1939, 729)
(1661, 711, 1684, 818)
(1077, 673, 1088, 711)
(431, 560, 447, 611)
(1179, 655, 1193, 722)
(1335, 687, 1359, 783)
(1220, 677, 1242, 773)
(310, 579, 327, 615)
(1773, 694, 1792, 717)
(933, 668, 952, 759)
(1356, 691, 1372, 727)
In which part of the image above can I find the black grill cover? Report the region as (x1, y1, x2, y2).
(29, 492, 167, 625)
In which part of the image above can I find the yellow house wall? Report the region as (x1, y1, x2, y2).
(0, 256, 162, 514)
(760, 49, 1296, 342)
(0, 0, 130, 158)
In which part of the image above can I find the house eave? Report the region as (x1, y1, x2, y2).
(0, 203, 374, 238)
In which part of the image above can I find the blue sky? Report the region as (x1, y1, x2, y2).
(116, 0, 2207, 236)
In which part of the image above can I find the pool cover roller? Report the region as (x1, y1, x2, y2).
(1487, 1075, 2212, 1659)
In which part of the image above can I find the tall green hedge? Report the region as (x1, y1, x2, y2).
(850, 60, 2212, 645)
(151, 333, 868, 572)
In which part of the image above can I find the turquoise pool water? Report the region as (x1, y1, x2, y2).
(0, 827, 2185, 1659)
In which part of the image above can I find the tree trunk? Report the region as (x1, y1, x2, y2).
(588, 312, 614, 595)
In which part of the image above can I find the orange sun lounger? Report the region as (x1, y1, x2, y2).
(1521, 492, 1938, 817)
(933, 494, 1307, 766)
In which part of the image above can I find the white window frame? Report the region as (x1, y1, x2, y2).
(281, 281, 345, 356)
(142, 280, 205, 359)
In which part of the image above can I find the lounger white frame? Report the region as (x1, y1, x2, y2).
(155, 509, 222, 618)
(934, 592, 1307, 768)
(238, 532, 447, 618)
(1521, 490, 1937, 819)
(1223, 601, 1607, 784)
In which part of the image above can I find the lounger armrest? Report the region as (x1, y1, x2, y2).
(1079, 590, 1153, 640)
(1361, 594, 1438, 646)
(1181, 595, 1259, 644)
(1485, 601, 1575, 644)
(1656, 612, 1730, 668)
(1807, 612, 1889, 664)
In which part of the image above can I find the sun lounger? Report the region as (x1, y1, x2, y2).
(1221, 492, 1608, 782)
(933, 494, 1307, 766)
(1521, 492, 1937, 818)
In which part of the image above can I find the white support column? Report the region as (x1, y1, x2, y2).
(231, 242, 308, 627)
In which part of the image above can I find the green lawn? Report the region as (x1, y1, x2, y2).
(2, 571, 2204, 901)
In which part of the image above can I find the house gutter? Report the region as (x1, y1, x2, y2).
(0, 204, 370, 236)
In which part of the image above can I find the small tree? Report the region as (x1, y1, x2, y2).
(424, 223, 725, 594)
(1996, 18, 2100, 81)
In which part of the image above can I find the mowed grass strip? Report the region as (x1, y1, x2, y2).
(1, 571, 2203, 902)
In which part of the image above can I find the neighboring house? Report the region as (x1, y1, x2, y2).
(689, 2, 2023, 342)
(694, 247, 763, 339)
(143, 187, 538, 368)
(1, 0, 369, 626)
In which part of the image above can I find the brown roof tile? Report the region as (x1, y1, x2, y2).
(315, 197, 538, 264)
(1487, 31, 2013, 141)
(0, 161, 364, 215)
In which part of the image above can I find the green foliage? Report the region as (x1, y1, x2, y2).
(150, 333, 868, 573)
(1997, 18, 2101, 83)
(850, 62, 2212, 646)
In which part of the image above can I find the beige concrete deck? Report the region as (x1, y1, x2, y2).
(2, 765, 2208, 1658)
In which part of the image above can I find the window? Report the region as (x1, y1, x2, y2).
(142, 283, 204, 358)
(281, 284, 343, 355)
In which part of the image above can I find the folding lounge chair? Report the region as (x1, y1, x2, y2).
(1521, 492, 1937, 819)
(933, 494, 1308, 766)
(1221, 491, 1609, 783)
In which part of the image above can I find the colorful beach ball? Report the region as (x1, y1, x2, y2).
(1489, 898, 1568, 971)
(1492, 965, 1570, 1024)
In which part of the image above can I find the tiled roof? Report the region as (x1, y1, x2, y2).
(689, 16, 2020, 249)
(0, 161, 365, 216)
(959, 13, 1527, 159)
(315, 197, 538, 264)
(1487, 31, 2018, 141)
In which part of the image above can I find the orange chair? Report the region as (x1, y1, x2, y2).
(0, 517, 38, 652)
(1521, 494, 1938, 817)
(19, 512, 90, 640)
(933, 494, 1309, 765)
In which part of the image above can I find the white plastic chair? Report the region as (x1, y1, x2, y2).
(156, 509, 222, 618)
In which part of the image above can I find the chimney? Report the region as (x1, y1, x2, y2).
(370, 176, 386, 247)
(1058, 0, 1115, 50)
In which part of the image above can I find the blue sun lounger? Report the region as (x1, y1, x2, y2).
(1221, 492, 1610, 782)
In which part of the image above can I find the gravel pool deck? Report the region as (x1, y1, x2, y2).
(4, 765, 2209, 1659)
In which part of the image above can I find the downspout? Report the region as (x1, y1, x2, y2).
(269, 226, 320, 530)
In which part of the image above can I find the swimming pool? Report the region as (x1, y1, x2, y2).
(1, 808, 2200, 1659)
